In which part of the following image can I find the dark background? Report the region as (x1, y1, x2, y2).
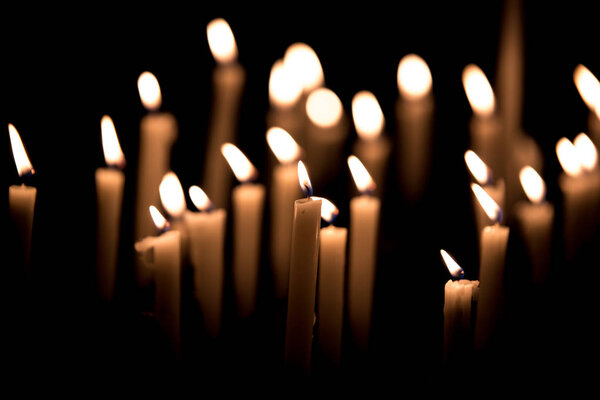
(2, 1, 599, 391)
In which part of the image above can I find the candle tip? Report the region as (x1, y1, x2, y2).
(440, 249, 465, 280)
(297, 161, 313, 197)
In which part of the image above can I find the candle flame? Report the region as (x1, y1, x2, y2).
(221, 143, 258, 183)
(137, 71, 162, 111)
(159, 172, 186, 219)
(440, 249, 465, 279)
(297, 160, 313, 197)
(207, 18, 238, 64)
(8, 123, 34, 177)
(397, 54, 432, 100)
(189, 185, 212, 212)
(352, 90, 385, 140)
(574, 132, 598, 171)
(556, 137, 582, 176)
(573, 64, 600, 118)
(347, 155, 376, 194)
(306, 88, 343, 128)
(311, 196, 339, 224)
(149, 205, 170, 232)
(471, 183, 503, 223)
(462, 64, 495, 117)
(283, 42, 324, 93)
(464, 150, 491, 185)
(101, 115, 126, 169)
(519, 166, 546, 204)
(269, 59, 303, 108)
(266, 127, 301, 164)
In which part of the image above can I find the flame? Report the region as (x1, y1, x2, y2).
(306, 88, 343, 128)
(352, 90, 385, 140)
(297, 160, 313, 197)
(101, 115, 126, 169)
(149, 205, 170, 232)
(397, 54, 432, 100)
(8, 123, 34, 177)
(519, 166, 546, 204)
(283, 43, 324, 93)
(269, 59, 302, 108)
(471, 183, 503, 223)
(440, 249, 465, 279)
(207, 18, 238, 64)
(221, 143, 258, 183)
(574, 132, 598, 171)
(137, 71, 162, 111)
(556, 137, 582, 176)
(464, 150, 491, 185)
(462, 64, 495, 117)
(189, 185, 212, 212)
(266, 127, 301, 164)
(573, 64, 600, 117)
(311, 196, 339, 224)
(347, 155, 376, 194)
(159, 172, 186, 219)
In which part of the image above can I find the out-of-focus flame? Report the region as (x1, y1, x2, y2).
(574, 132, 598, 171)
(207, 18, 238, 64)
(519, 166, 546, 204)
(137, 71, 162, 111)
(149, 205, 170, 232)
(464, 150, 491, 185)
(269, 59, 303, 108)
(266, 127, 301, 164)
(283, 42, 324, 93)
(297, 160, 313, 197)
(397, 54, 432, 100)
(352, 90, 385, 140)
(347, 155, 376, 194)
(306, 88, 343, 128)
(159, 172, 186, 219)
(221, 143, 258, 183)
(440, 249, 465, 279)
(556, 137, 582, 177)
(471, 183, 503, 223)
(311, 196, 339, 224)
(189, 185, 212, 212)
(8, 123, 34, 177)
(101, 115, 126, 169)
(462, 64, 495, 117)
(573, 64, 600, 118)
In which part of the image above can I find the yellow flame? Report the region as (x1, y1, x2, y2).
(352, 90, 384, 140)
(440, 249, 464, 279)
(397, 54, 432, 100)
(306, 88, 343, 128)
(574, 132, 598, 171)
(471, 183, 502, 223)
(221, 143, 258, 182)
(573, 64, 600, 117)
(556, 137, 582, 176)
(159, 172, 186, 219)
(519, 166, 546, 204)
(207, 18, 238, 64)
(101, 115, 125, 168)
(8, 123, 34, 177)
(311, 196, 339, 223)
(297, 160, 312, 196)
(464, 150, 490, 185)
(137, 71, 162, 111)
(189, 185, 212, 212)
(347, 155, 376, 194)
(269, 59, 303, 108)
(149, 205, 169, 231)
(462, 64, 495, 117)
(283, 43, 324, 93)
(266, 127, 301, 164)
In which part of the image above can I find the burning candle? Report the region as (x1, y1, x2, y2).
(221, 143, 265, 318)
(158, 171, 188, 262)
(266, 59, 304, 143)
(284, 161, 322, 375)
(203, 18, 246, 210)
(573, 64, 600, 149)
(266, 127, 303, 299)
(95, 115, 126, 303)
(347, 155, 380, 351)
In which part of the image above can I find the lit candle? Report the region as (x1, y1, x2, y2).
(347, 155, 380, 351)
(266, 127, 303, 299)
(266, 59, 303, 142)
(185, 186, 226, 338)
(158, 171, 187, 257)
(203, 18, 246, 209)
(573, 64, 600, 149)
(95, 115, 126, 303)
(395, 54, 434, 203)
(221, 143, 265, 318)
(284, 161, 322, 375)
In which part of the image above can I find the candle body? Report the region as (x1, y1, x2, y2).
(185, 209, 227, 338)
(587, 112, 600, 150)
(8, 185, 37, 273)
(232, 183, 265, 318)
(284, 198, 322, 374)
(469, 115, 504, 181)
(317, 225, 347, 366)
(472, 180, 505, 239)
(352, 137, 392, 198)
(348, 195, 381, 350)
(444, 279, 480, 362)
(305, 116, 349, 190)
(95, 168, 125, 302)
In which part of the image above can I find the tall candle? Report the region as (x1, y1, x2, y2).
(347, 155, 380, 351)
(222, 143, 265, 318)
(95, 116, 126, 303)
(266, 59, 304, 142)
(203, 18, 246, 210)
(573, 64, 600, 152)
(284, 161, 321, 374)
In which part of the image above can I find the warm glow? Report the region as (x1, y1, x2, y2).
(306, 88, 343, 128)
(8, 123, 34, 177)
(573, 64, 600, 117)
(352, 91, 385, 140)
(206, 18, 238, 64)
(397, 54, 432, 100)
(221, 143, 258, 183)
(101, 115, 125, 169)
(149, 205, 170, 232)
(269, 59, 303, 108)
(283, 42, 324, 93)
(189, 185, 212, 212)
(137, 71, 162, 111)
(311, 196, 339, 224)
(519, 166, 546, 204)
(471, 183, 503, 223)
(159, 172, 186, 219)
(464, 150, 491, 185)
(556, 137, 582, 176)
(347, 155, 376, 194)
(574, 132, 598, 171)
(462, 64, 495, 117)
(440, 249, 465, 279)
(297, 160, 313, 197)
(266, 127, 301, 164)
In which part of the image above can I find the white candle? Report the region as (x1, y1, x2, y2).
(573, 64, 600, 155)
(95, 116, 126, 303)
(266, 59, 304, 143)
(222, 143, 265, 318)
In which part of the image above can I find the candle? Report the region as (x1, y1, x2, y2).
(266, 127, 303, 299)
(221, 143, 265, 318)
(266, 59, 304, 142)
(158, 171, 188, 262)
(8, 123, 36, 274)
(347, 155, 380, 351)
(573, 64, 600, 150)
(284, 161, 322, 374)
(314, 197, 346, 366)
(351, 91, 392, 199)
(203, 18, 246, 210)
(95, 115, 126, 303)
(395, 54, 434, 203)
(134, 71, 178, 241)
(185, 186, 226, 338)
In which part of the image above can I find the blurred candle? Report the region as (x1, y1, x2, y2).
(95, 115, 126, 303)
(266, 59, 304, 142)
(159, 172, 187, 259)
(222, 143, 265, 318)
(573, 64, 600, 149)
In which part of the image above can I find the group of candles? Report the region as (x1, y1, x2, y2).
(7, 13, 600, 376)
